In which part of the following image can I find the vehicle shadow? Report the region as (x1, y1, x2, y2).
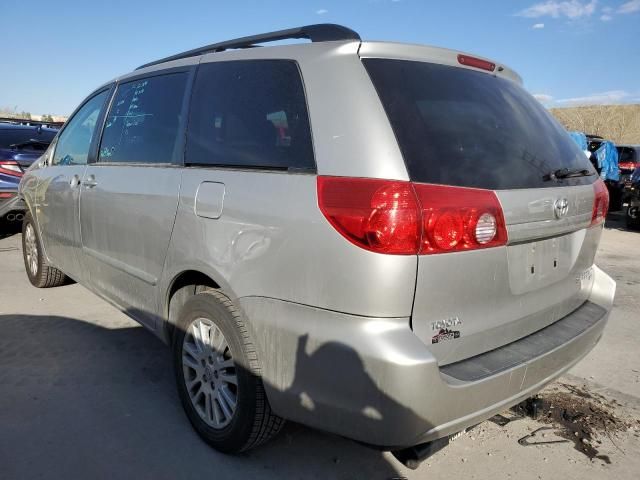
(605, 210, 638, 232)
(0, 314, 407, 479)
(0, 219, 21, 240)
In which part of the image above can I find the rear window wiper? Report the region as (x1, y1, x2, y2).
(543, 168, 595, 181)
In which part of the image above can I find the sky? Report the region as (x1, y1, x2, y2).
(1, 0, 639, 116)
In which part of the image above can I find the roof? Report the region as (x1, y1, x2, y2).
(125, 23, 519, 84)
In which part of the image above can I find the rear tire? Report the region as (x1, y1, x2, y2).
(22, 212, 67, 288)
(172, 288, 284, 453)
(626, 206, 640, 230)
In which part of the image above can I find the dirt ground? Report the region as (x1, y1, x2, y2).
(0, 212, 638, 480)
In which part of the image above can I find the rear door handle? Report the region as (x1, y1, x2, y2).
(82, 175, 98, 188)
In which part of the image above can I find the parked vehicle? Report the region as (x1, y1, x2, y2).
(18, 24, 616, 468)
(0, 123, 58, 220)
(625, 166, 640, 229)
(618, 145, 640, 202)
(586, 135, 622, 211)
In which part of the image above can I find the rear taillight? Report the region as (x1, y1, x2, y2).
(0, 192, 15, 199)
(317, 177, 420, 254)
(619, 162, 637, 171)
(317, 177, 508, 255)
(0, 160, 23, 177)
(413, 183, 507, 254)
(591, 179, 609, 226)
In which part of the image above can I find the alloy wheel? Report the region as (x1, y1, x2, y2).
(24, 223, 39, 276)
(182, 317, 238, 429)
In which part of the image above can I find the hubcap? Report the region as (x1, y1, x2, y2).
(182, 317, 238, 429)
(24, 223, 38, 276)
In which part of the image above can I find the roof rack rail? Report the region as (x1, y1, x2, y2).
(136, 23, 361, 70)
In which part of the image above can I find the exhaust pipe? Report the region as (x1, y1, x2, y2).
(6, 213, 15, 222)
(391, 436, 450, 470)
(15, 213, 24, 222)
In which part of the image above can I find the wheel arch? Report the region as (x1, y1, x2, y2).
(163, 269, 224, 344)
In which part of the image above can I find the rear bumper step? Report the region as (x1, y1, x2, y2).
(440, 301, 606, 382)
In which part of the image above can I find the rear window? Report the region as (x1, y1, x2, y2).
(363, 59, 595, 190)
(0, 127, 57, 150)
(186, 60, 315, 171)
(617, 147, 637, 163)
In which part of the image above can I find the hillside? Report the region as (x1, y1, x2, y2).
(550, 104, 640, 145)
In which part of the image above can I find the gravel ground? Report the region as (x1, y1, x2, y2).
(0, 213, 638, 480)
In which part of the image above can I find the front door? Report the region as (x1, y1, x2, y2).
(34, 90, 110, 280)
(79, 71, 189, 328)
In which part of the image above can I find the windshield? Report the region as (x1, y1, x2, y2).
(363, 58, 596, 190)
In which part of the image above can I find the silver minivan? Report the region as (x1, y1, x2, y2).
(19, 24, 615, 467)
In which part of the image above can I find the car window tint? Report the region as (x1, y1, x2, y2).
(618, 147, 637, 163)
(0, 128, 57, 149)
(363, 58, 595, 190)
(99, 73, 187, 164)
(51, 91, 108, 166)
(186, 60, 315, 170)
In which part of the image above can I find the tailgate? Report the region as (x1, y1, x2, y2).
(412, 184, 599, 365)
(361, 55, 603, 365)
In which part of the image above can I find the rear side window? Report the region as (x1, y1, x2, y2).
(99, 73, 187, 164)
(363, 59, 595, 190)
(186, 60, 315, 171)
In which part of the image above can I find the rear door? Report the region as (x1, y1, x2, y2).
(79, 69, 192, 329)
(363, 58, 602, 365)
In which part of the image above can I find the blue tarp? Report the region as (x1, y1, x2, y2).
(595, 141, 619, 182)
(569, 131, 588, 151)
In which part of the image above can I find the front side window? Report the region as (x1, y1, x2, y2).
(99, 73, 188, 164)
(186, 60, 315, 170)
(51, 91, 108, 166)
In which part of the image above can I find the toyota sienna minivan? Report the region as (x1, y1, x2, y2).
(19, 24, 615, 468)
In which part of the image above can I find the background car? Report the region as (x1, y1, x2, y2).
(0, 121, 59, 221)
(617, 145, 640, 201)
(586, 134, 623, 211)
(624, 166, 640, 229)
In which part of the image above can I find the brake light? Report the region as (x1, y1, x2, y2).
(413, 183, 507, 254)
(317, 177, 508, 255)
(618, 161, 637, 171)
(0, 192, 15, 199)
(457, 54, 496, 72)
(317, 177, 420, 254)
(0, 160, 23, 177)
(591, 179, 609, 226)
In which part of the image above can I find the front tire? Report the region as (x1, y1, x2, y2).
(22, 212, 67, 288)
(172, 289, 283, 453)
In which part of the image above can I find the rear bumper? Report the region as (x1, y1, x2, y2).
(239, 265, 615, 448)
